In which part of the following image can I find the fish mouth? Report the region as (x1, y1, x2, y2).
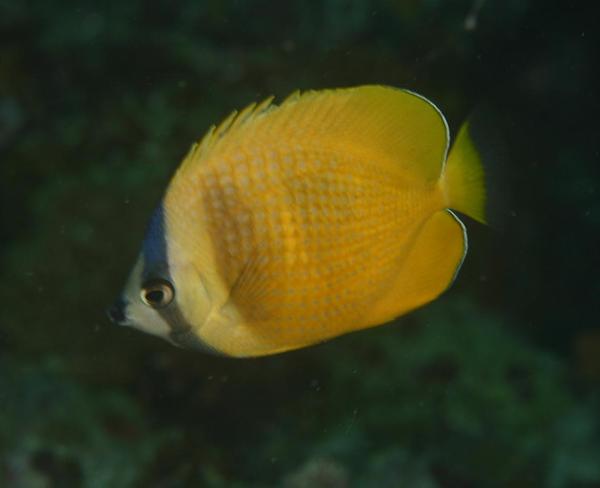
(106, 297, 129, 326)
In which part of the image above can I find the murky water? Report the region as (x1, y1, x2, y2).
(1, 1, 599, 486)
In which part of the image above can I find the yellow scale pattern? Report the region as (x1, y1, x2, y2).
(197, 143, 438, 345)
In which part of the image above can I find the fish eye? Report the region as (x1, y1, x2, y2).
(141, 279, 174, 308)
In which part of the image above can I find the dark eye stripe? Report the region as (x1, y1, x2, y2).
(142, 202, 170, 280)
(140, 202, 221, 355)
(160, 305, 224, 355)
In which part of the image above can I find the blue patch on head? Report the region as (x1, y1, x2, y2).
(142, 203, 169, 278)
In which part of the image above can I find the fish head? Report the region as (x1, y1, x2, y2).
(107, 253, 173, 340)
(107, 204, 214, 350)
(108, 250, 215, 349)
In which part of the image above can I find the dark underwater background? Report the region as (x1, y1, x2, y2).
(1, 1, 599, 486)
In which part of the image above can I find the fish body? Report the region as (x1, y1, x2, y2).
(108, 86, 486, 357)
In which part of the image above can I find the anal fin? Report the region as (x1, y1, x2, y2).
(367, 210, 467, 325)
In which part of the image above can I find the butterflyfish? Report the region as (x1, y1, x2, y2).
(107, 85, 487, 357)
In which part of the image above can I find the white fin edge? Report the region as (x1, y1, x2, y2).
(400, 88, 451, 177)
(446, 209, 469, 286)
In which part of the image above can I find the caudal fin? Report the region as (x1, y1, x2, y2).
(442, 121, 487, 224)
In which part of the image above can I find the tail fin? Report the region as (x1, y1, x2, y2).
(442, 120, 487, 224)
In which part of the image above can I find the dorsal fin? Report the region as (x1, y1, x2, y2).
(175, 85, 449, 182)
(176, 95, 276, 175)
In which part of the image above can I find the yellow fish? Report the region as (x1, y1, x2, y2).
(108, 85, 486, 357)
